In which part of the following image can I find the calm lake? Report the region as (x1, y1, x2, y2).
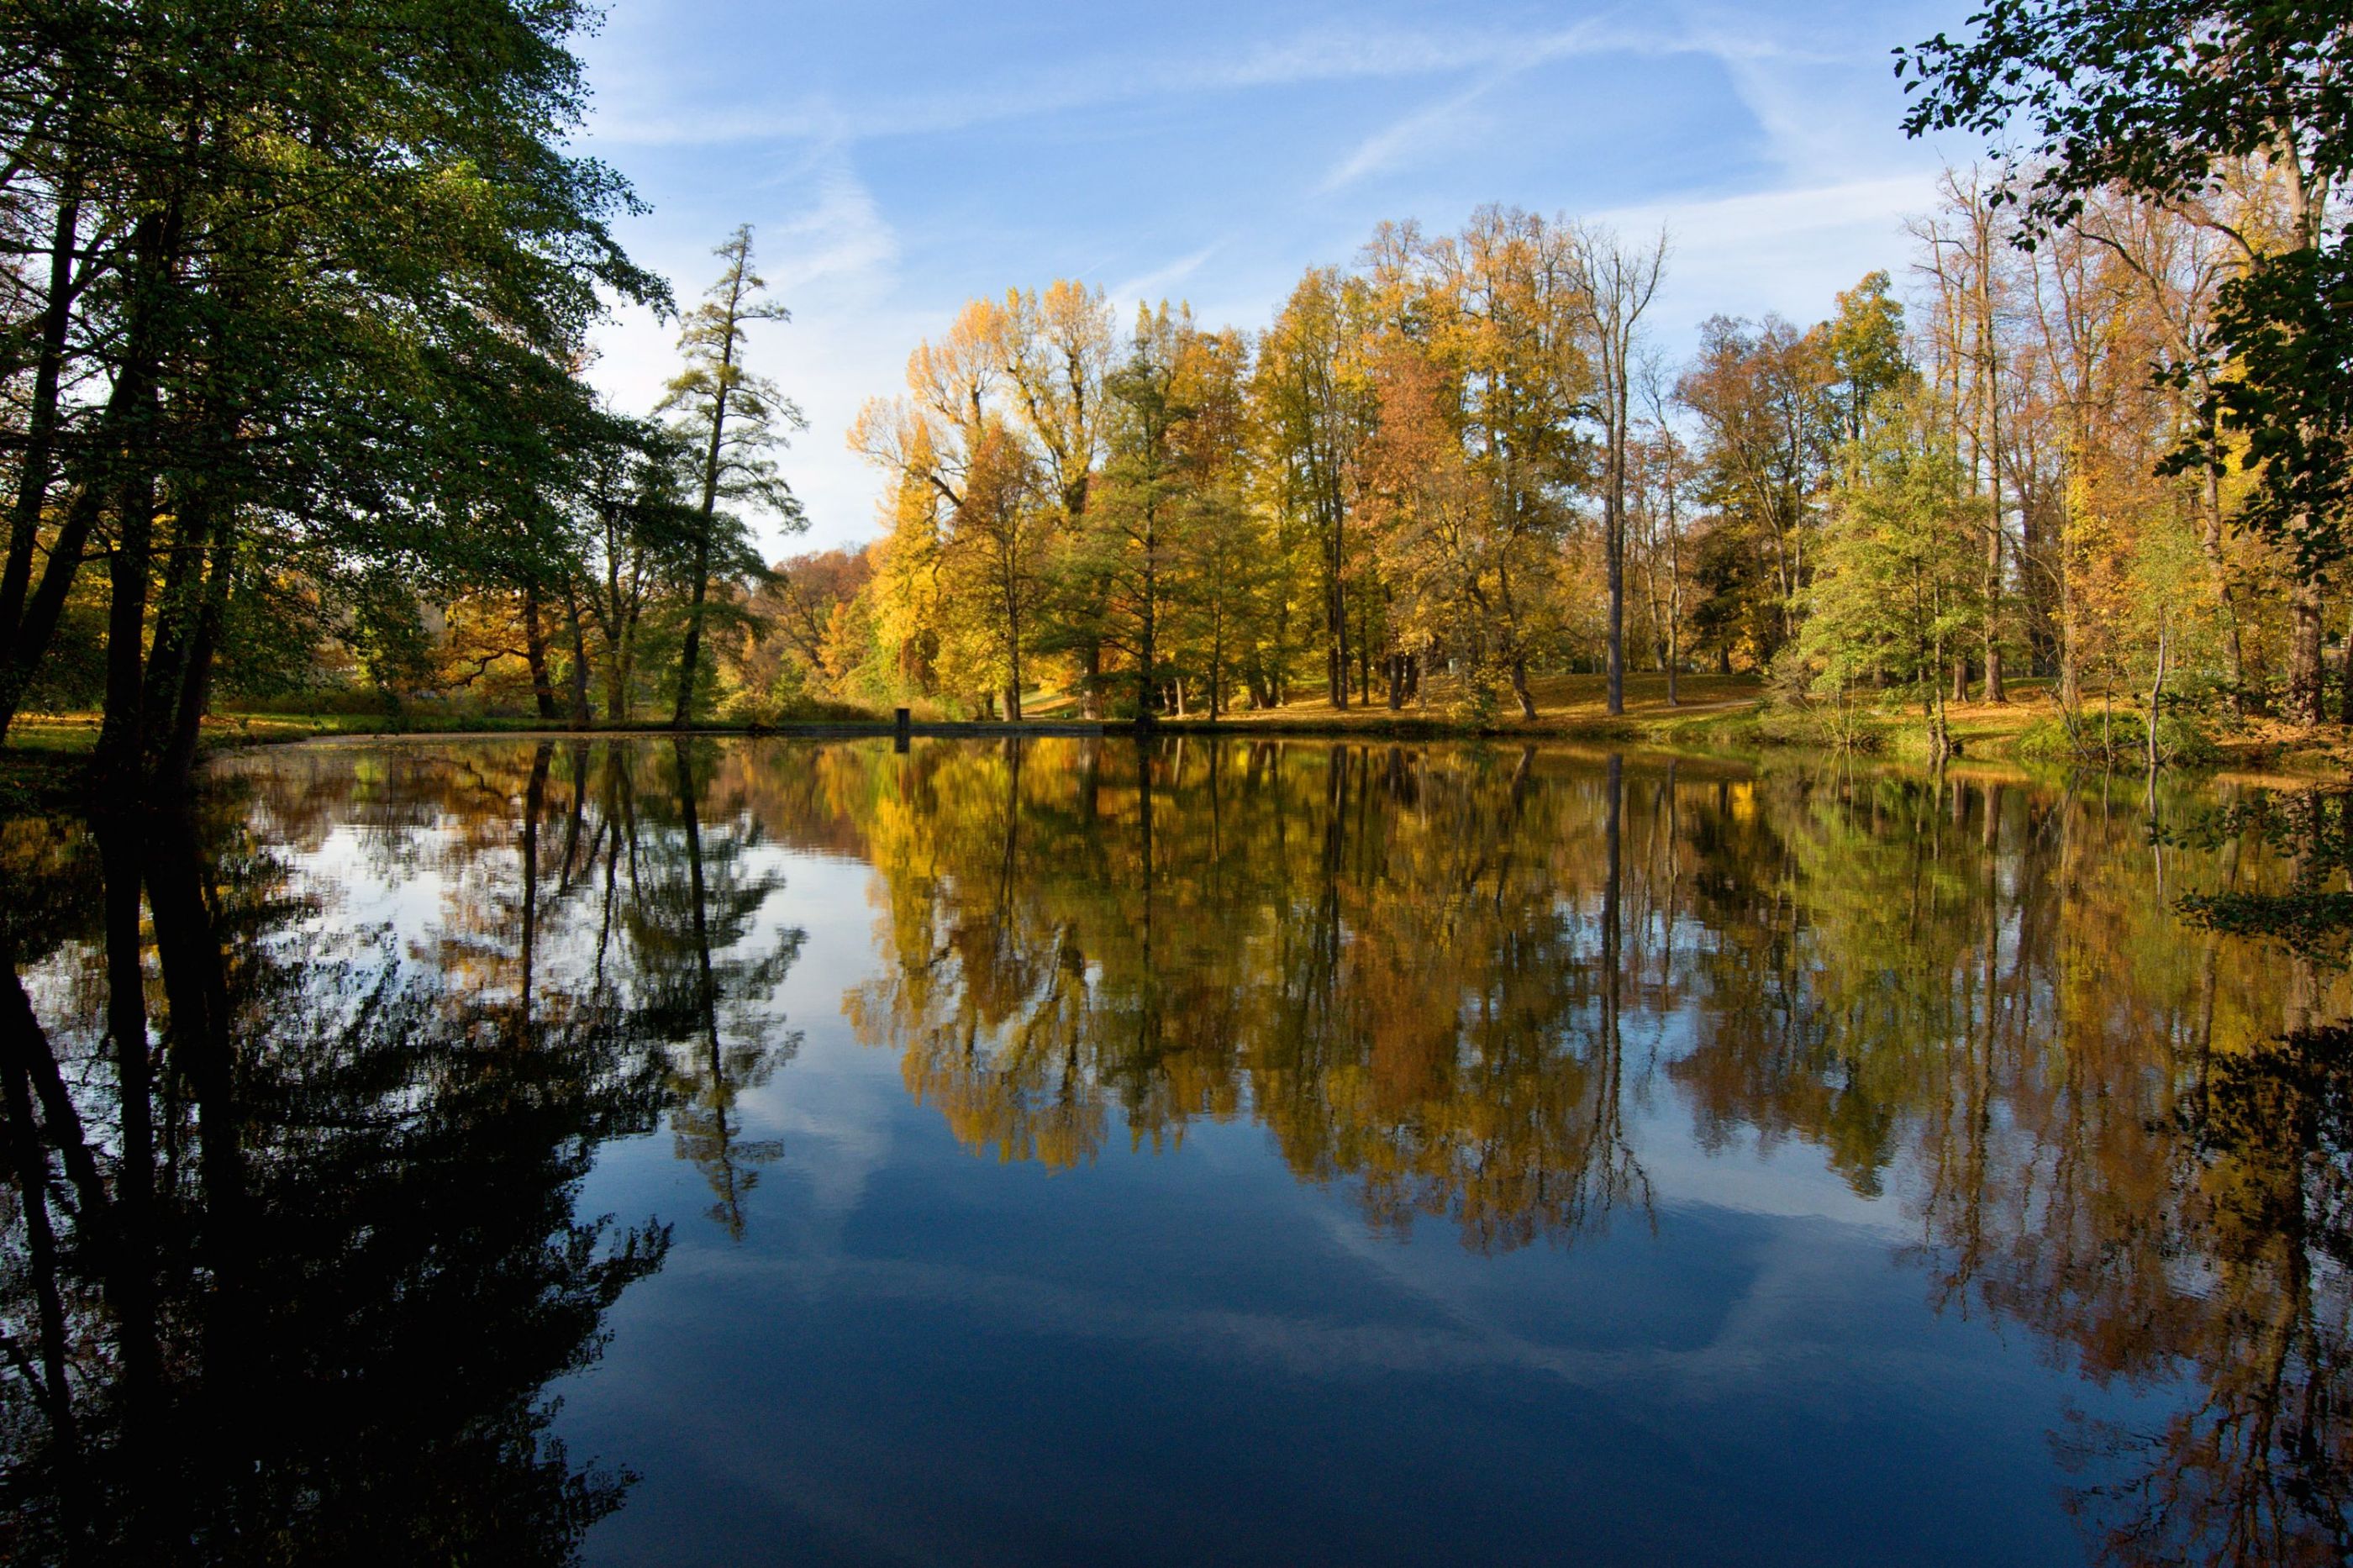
(6, 735, 2350, 1565)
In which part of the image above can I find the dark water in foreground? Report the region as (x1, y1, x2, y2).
(3, 736, 2349, 1566)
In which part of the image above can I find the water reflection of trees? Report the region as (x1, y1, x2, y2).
(840, 739, 2353, 1564)
(7, 734, 2350, 1565)
(1663, 770, 2353, 1567)
(239, 739, 807, 1236)
(0, 739, 806, 1563)
(845, 739, 1670, 1251)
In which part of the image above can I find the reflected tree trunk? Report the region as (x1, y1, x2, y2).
(519, 742, 550, 1033)
(673, 739, 752, 1239)
(0, 1023, 81, 1481)
(97, 820, 157, 1407)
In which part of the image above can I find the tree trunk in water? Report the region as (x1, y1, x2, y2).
(0, 1039, 78, 1460)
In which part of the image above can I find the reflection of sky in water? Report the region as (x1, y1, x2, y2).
(556, 1011, 2157, 1565)
(189, 737, 2311, 1565)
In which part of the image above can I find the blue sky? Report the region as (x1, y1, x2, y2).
(573, 0, 1977, 554)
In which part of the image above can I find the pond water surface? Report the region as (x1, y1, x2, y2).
(3, 736, 2349, 1566)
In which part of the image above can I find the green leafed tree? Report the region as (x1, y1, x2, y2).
(659, 225, 806, 728)
(1794, 401, 1986, 759)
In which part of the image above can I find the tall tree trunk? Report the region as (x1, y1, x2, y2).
(1510, 655, 1536, 722)
(137, 500, 208, 745)
(1003, 562, 1024, 721)
(2287, 574, 2326, 726)
(0, 178, 83, 657)
(0, 478, 105, 743)
(1135, 543, 1158, 725)
(672, 540, 710, 728)
(1326, 520, 1347, 709)
(4, 199, 176, 749)
(523, 581, 558, 721)
(2192, 432, 2248, 713)
(1209, 626, 1224, 721)
(603, 557, 629, 722)
(97, 452, 159, 800)
(155, 518, 233, 788)
(564, 581, 593, 725)
(2340, 602, 2353, 728)
(1606, 383, 1627, 716)
(1979, 258, 2006, 705)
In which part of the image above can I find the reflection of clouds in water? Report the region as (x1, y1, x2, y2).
(745, 869, 903, 1242)
(1625, 1099, 1906, 1236)
(294, 823, 445, 949)
(653, 1237, 1967, 1396)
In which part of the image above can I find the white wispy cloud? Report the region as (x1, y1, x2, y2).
(1107, 244, 1221, 309)
(1595, 171, 1941, 339)
(586, 15, 1844, 150)
(1308, 14, 1850, 196)
(1318, 74, 1506, 193)
(764, 149, 902, 303)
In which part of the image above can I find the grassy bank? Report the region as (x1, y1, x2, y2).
(7, 673, 2349, 800)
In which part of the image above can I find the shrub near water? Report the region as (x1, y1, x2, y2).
(2014, 709, 2220, 769)
(1756, 701, 1892, 754)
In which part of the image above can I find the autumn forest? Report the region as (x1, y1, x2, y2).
(0, 4, 2348, 783)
